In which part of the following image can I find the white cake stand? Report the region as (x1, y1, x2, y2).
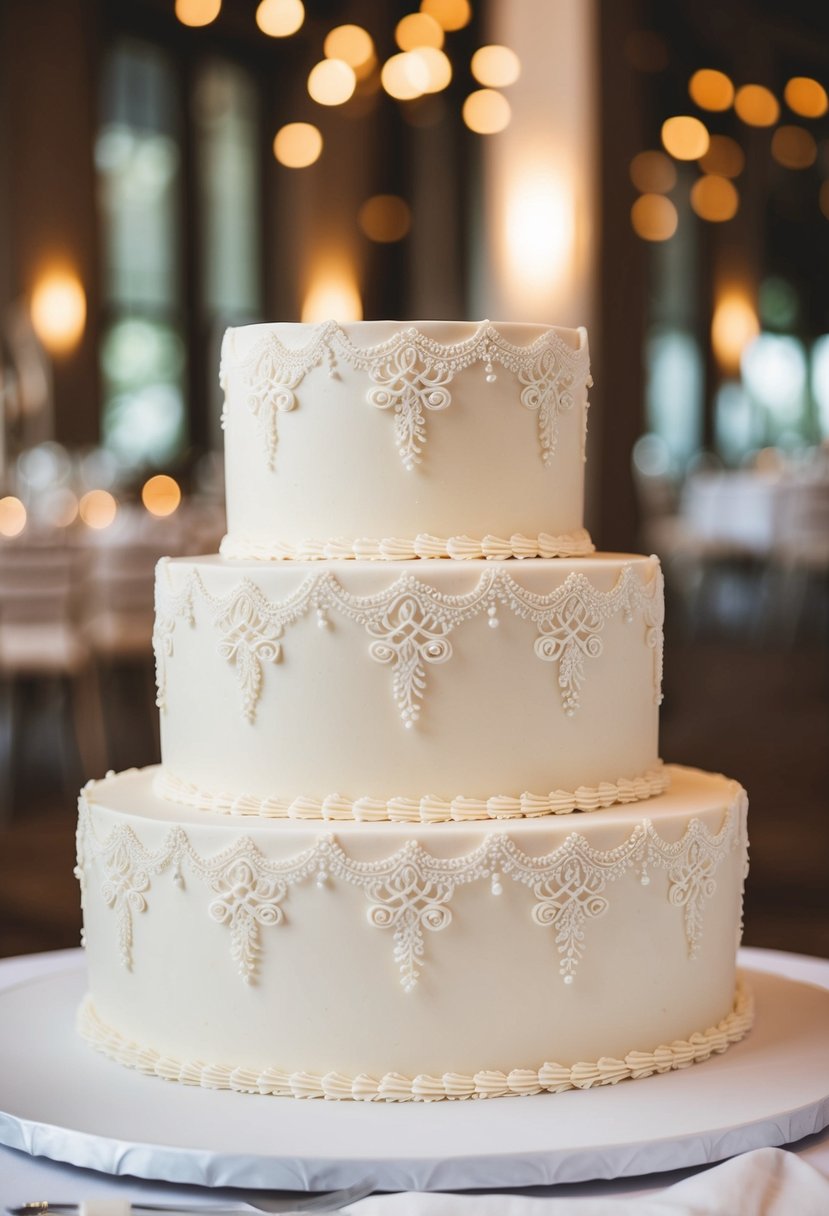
(0, 957, 827, 1192)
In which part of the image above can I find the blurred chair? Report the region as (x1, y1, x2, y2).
(0, 537, 106, 822)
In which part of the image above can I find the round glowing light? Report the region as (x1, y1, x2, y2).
(273, 122, 323, 168)
(411, 47, 452, 93)
(785, 77, 828, 119)
(688, 69, 734, 112)
(395, 12, 443, 51)
(771, 125, 817, 169)
(661, 115, 709, 161)
(79, 490, 118, 531)
(690, 175, 739, 222)
(420, 0, 471, 32)
(381, 52, 430, 101)
(30, 272, 87, 355)
(358, 195, 412, 243)
(471, 45, 521, 88)
(302, 270, 363, 323)
(307, 59, 356, 106)
(821, 181, 829, 222)
(142, 474, 182, 517)
(175, 0, 221, 27)
(324, 25, 374, 71)
(0, 497, 27, 538)
(462, 89, 511, 135)
(699, 134, 745, 178)
(630, 194, 678, 241)
(711, 291, 759, 374)
(255, 0, 304, 38)
(629, 150, 676, 194)
(734, 84, 779, 127)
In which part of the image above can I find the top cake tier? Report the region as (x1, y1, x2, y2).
(220, 320, 594, 561)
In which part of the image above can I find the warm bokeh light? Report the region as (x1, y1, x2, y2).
(661, 115, 709, 161)
(688, 69, 734, 112)
(420, 0, 471, 32)
(784, 77, 828, 119)
(255, 0, 304, 38)
(471, 45, 521, 88)
(79, 489, 118, 530)
(734, 84, 779, 127)
(699, 134, 745, 178)
(503, 166, 574, 303)
(690, 175, 739, 222)
(273, 122, 323, 168)
(307, 59, 356, 106)
(142, 474, 182, 517)
(771, 125, 818, 169)
(0, 497, 27, 539)
(462, 89, 511, 135)
(175, 0, 221, 27)
(324, 25, 374, 72)
(358, 195, 412, 243)
(302, 264, 363, 323)
(630, 194, 678, 241)
(411, 47, 452, 93)
(30, 271, 87, 354)
(629, 150, 676, 193)
(381, 52, 430, 101)
(395, 12, 443, 50)
(711, 290, 759, 374)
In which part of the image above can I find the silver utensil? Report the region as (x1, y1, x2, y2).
(6, 1182, 375, 1216)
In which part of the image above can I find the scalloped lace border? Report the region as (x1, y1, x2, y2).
(77, 980, 752, 1101)
(218, 529, 596, 562)
(152, 764, 670, 822)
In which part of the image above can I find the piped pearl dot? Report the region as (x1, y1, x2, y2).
(485, 372, 497, 383)
(317, 610, 328, 629)
(563, 974, 574, 986)
(641, 873, 650, 886)
(316, 871, 328, 888)
(491, 872, 503, 896)
(404, 719, 415, 730)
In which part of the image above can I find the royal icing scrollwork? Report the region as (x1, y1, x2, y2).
(77, 788, 744, 990)
(154, 559, 665, 728)
(220, 321, 590, 472)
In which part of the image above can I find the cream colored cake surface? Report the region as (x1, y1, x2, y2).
(220, 320, 593, 561)
(77, 765, 749, 1099)
(154, 553, 665, 818)
(76, 317, 752, 1102)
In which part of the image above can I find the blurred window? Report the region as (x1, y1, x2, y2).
(811, 336, 829, 440)
(644, 327, 703, 472)
(96, 44, 263, 466)
(97, 40, 186, 468)
(741, 333, 809, 447)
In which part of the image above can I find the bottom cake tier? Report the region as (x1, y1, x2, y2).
(76, 764, 751, 1101)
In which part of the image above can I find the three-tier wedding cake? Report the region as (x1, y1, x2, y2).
(76, 320, 752, 1101)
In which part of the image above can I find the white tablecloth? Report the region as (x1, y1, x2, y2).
(1, 947, 827, 1210)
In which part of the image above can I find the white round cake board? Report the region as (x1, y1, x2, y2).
(0, 962, 827, 1192)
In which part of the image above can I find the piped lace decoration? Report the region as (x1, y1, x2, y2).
(153, 560, 664, 727)
(77, 791, 743, 989)
(219, 321, 590, 472)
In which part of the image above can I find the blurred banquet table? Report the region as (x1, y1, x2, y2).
(0, 947, 828, 1208)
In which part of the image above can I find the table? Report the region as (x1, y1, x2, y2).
(1, 947, 827, 1206)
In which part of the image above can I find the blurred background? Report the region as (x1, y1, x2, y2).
(0, 0, 827, 959)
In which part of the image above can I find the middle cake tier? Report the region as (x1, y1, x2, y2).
(154, 554, 665, 821)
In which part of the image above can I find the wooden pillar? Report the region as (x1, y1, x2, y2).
(1, 0, 101, 447)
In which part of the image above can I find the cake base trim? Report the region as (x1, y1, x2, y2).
(76, 980, 753, 1102)
(152, 764, 670, 822)
(218, 528, 596, 562)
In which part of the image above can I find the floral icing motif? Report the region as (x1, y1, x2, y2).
(220, 321, 590, 471)
(77, 791, 743, 990)
(207, 850, 287, 983)
(153, 562, 664, 728)
(152, 557, 195, 713)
